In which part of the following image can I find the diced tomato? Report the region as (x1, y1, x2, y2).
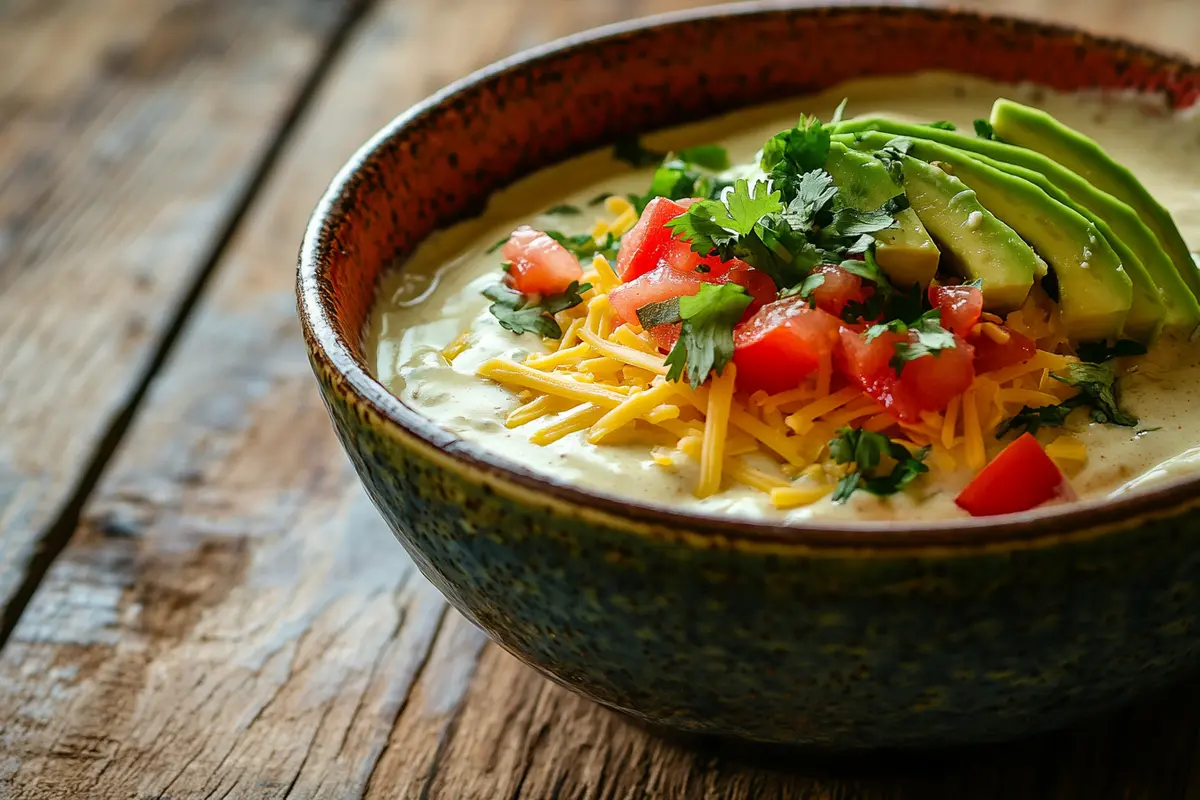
(609, 264, 707, 326)
(955, 433, 1070, 517)
(501, 226, 583, 295)
(809, 264, 869, 318)
(733, 298, 842, 394)
(838, 328, 975, 421)
(929, 284, 984, 337)
(649, 323, 681, 352)
(971, 327, 1036, 373)
(899, 339, 976, 412)
(725, 265, 778, 320)
(615, 197, 694, 281)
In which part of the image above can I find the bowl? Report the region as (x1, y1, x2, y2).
(297, 2, 1200, 749)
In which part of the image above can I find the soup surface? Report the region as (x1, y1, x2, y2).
(368, 72, 1200, 522)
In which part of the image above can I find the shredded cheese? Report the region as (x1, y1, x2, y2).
(471, 204, 1082, 502)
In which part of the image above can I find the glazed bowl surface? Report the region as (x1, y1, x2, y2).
(298, 2, 1200, 749)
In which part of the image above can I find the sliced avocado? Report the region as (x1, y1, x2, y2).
(895, 155, 1039, 311)
(989, 98, 1197, 291)
(824, 143, 940, 288)
(831, 117, 1200, 335)
(840, 133, 1148, 342)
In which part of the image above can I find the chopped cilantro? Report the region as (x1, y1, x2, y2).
(545, 204, 581, 216)
(662, 283, 752, 388)
(998, 361, 1138, 436)
(1075, 339, 1148, 363)
(677, 144, 731, 171)
(780, 272, 827, 304)
(837, 249, 924, 325)
(925, 120, 957, 130)
(828, 427, 930, 502)
(996, 403, 1076, 438)
(587, 192, 614, 206)
(544, 230, 619, 261)
(780, 170, 838, 232)
(1051, 362, 1138, 426)
(613, 137, 664, 167)
(761, 115, 831, 203)
(664, 178, 800, 288)
(889, 311, 957, 374)
(635, 297, 683, 329)
(482, 281, 591, 338)
(974, 119, 999, 140)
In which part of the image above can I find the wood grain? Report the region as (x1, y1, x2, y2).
(2, 0, 1200, 798)
(0, 0, 362, 635)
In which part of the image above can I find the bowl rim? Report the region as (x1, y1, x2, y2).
(298, 0, 1200, 550)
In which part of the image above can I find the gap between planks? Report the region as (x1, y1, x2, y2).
(0, 0, 379, 654)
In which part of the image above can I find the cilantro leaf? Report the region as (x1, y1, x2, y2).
(996, 403, 1076, 438)
(781, 272, 827, 304)
(1051, 362, 1138, 426)
(925, 120, 957, 130)
(545, 204, 580, 216)
(889, 310, 958, 374)
(587, 192, 614, 206)
(677, 144, 730, 171)
(828, 427, 930, 502)
(665, 179, 799, 288)
(974, 119, 999, 140)
(761, 116, 831, 203)
(663, 283, 752, 388)
(635, 297, 683, 329)
(998, 361, 1139, 436)
(780, 170, 838, 231)
(483, 281, 591, 338)
(544, 230, 619, 261)
(613, 137, 664, 167)
(1075, 339, 1148, 363)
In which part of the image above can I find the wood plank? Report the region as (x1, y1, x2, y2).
(3, 0, 1200, 798)
(0, 0, 362, 633)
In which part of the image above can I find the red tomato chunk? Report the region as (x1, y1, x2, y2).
(929, 284, 983, 337)
(502, 226, 583, 295)
(956, 433, 1069, 516)
(733, 298, 841, 395)
(609, 264, 707, 326)
(971, 327, 1036, 373)
(809, 264, 869, 318)
(838, 328, 975, 421)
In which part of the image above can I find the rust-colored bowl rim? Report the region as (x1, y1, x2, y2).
(299, 0, 1200, 551)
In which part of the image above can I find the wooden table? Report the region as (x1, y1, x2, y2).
(3, 1, 1200, 797)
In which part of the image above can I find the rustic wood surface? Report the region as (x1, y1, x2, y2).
(1, 1, 1200, 798)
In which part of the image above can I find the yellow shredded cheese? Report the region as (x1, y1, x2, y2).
(697, 364, 737, 498)
(589, 382, 677, 443)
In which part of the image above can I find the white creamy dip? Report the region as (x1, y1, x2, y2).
(368, 72, 1200, 522)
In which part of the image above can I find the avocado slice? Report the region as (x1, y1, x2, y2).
(824, 143, 940, 288)
(989, 98, 1198, 293)
(895, 155, 1039, 311)
(840, 133, 1148, 342)
(830, 117, 1200, 335)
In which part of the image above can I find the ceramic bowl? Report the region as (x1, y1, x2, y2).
(297, 2, 1200, 749)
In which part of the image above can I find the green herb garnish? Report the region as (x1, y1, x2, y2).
(997, 361, 1138, 436)
(545, 204, 581, 216)
(661, 282, 752, 388)
(974, 119, 999, 140)
(828, 427, 931, 502)
(483, 281, 591, 338)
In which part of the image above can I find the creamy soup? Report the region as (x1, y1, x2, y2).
(368, 72, 1200, 522)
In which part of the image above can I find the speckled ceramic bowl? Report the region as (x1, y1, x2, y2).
(298, 3, 1200, 749)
